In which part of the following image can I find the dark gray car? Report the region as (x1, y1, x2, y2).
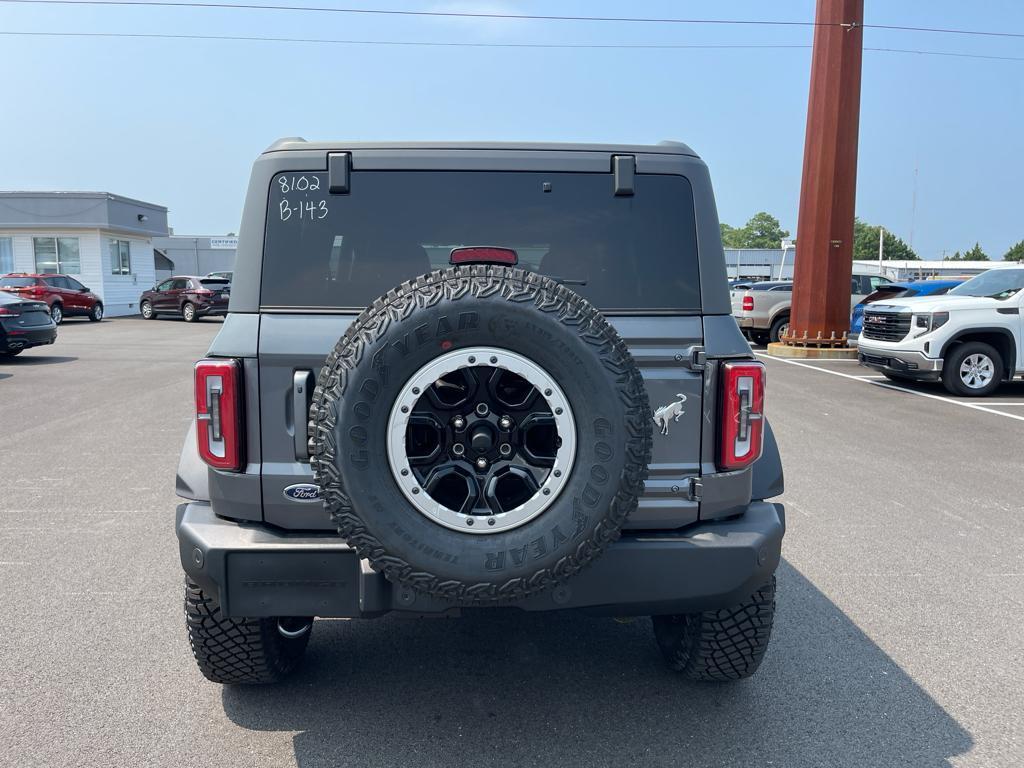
(175, 139, 785, 684)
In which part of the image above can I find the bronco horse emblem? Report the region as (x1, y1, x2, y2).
(653, 394, 687, 436)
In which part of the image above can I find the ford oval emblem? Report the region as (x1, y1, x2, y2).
(283, 483, 321, 502)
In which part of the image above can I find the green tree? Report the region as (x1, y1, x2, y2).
(948, 251, 963, 261)
(740, 211, 790, 249)
(962, 242, 990, 261)
(720, 222, 744, 248)
(1003, 240, 1024, 262)
(852, 218, 918, 261)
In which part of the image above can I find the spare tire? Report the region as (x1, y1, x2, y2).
(309, 265, 652, 603)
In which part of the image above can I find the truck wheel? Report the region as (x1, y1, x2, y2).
(652, 576, 776, 681)
(768, 315, 789, 344)
(942, 341, 1003, 397)
(184, 578, 312, 684)
(309, 265, 652, 604)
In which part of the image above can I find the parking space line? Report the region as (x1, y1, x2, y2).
(755, 352, 1024, 423)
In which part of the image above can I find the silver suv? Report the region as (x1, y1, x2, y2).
(175, 139, 785, 684)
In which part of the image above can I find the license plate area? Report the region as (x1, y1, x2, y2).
(225, 549, 361, 617)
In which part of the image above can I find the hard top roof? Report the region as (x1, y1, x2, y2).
(262, 137, 698, 157)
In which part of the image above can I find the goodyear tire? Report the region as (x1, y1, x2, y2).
(652, 577, 776, 681)
(309, 266, 652, 603)
(184, 578, 311, 684)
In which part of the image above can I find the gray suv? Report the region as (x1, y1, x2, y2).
(175, 139, 785, 684)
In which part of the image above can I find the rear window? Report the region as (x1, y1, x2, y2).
(261, 171, 700, 312)
(200, 279, 230, 288)
(1, 276, 37, 288)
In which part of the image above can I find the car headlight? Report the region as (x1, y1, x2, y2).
(914, 312, 949, 332)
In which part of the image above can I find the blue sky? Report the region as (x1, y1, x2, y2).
(0, 0, 1021, 259)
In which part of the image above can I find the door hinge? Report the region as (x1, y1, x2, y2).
(678, 345, 706, 371)
(687, 477, 703, 502)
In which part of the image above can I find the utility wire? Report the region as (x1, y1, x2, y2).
(1, 0, 1024, 40)
(0, 30, 813, 49)
(1, 29, 1022, 61)
(0, 0, 829, 27)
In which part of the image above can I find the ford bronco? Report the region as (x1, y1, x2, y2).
(175, 139, 786, 684)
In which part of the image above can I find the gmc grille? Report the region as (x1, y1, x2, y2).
(862, 311, 912, 342)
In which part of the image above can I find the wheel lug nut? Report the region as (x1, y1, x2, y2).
(475, 457, 488, 470)
(475, 403, 489, 417)
(453, 416, 466, 430)
(499, 416, 512, 429)
(452, 443, 465, 456)
(499, 443, 512, 457)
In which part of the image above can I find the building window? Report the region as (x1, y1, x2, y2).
(0, 237, 12, 273)
(33, 237, 80, 274)
(109, 239, 131, 275)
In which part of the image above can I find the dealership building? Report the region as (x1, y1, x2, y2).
(151, 235, 238, 284)
(0, 191, 169, 317)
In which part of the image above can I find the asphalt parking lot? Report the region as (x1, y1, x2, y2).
(2, 319, 1022, 767)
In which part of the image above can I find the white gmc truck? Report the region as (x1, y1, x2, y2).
(858, 267, 1024, 397)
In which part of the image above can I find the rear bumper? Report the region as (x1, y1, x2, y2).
(196, 303, 229, 316)
(176, 500, 785, 618)
(858, 344, 943, 380)
(2, 325, 57, 350)
(733, 315, 765, 331)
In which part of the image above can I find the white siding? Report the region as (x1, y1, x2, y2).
(0, 229, 155, 317)
(98, 233, 156, 316)
(0, 229, 102, 288)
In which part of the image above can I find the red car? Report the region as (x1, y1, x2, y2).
(0, 273, 104, 324)
(139, 275, 230, 322)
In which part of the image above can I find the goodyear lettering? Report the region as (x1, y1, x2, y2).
(388, 522, 459, 564)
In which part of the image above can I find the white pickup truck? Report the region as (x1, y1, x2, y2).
(858, 267, 1024, 396)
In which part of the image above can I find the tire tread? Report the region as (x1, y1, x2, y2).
(653, 577, 776, 681)
(308, 265, 652, 604)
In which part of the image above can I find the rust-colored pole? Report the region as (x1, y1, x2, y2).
(786, 0, 864, 346)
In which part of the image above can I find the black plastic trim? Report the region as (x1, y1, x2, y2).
(177, 500, 784, 618)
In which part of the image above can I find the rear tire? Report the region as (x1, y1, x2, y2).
(89, 303, 103, 322)
(652, 577, 776, 681)
(182, 302, 197, 322)
(50, 303, 63, 325)
(184, 578, 312, 685)
(140, 300, 155, 319)
(768, 315, 789, 344)
(942, 341, 1003, 397)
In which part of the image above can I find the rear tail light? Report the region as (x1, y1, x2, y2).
(718, 361, 766, 471)
(193, 288, 214, 296)
(450, 246, 518, 265)
(195, 358, 243, 471)
(741, 296, 754, 311)
(0, 307, 18, 316)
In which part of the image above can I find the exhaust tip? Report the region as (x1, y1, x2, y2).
(277, 618, 312, 639)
